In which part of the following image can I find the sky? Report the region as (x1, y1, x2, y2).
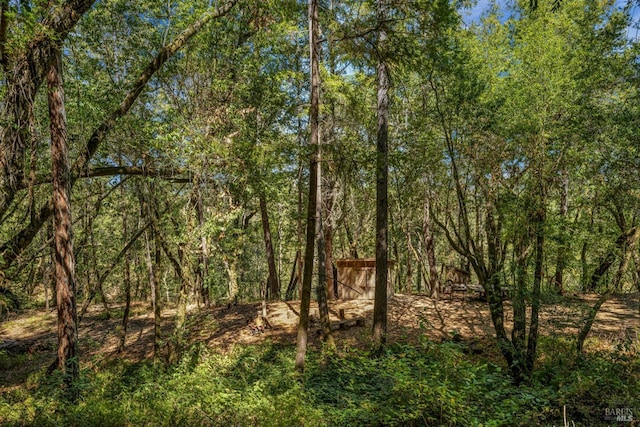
(459, 0, 640, 41)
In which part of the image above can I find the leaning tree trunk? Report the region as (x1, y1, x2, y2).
(588, 227, 638, 292)
(372, 0, 390, 351)
(48, 49, 79, 396)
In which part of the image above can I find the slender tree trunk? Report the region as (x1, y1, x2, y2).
(119, 186, 131, 352)
(143, 228, 162, 359)
(511, 232, 529, 378)
(89, 218, 110, 316)
(405, 231, 412, 294)
(260, 193, 280, 300)
(372, 0, 390, 350)
(119, 251, 131, 352)
(423, 192, 440, 298)
(316, 150, 334, 347)
(154, 220, 189, 363)
(576, 291, 611, 355)
(48, 49, 79, 395)
(324, 219, 335, 299)
(285, 250, 300, 301)
(193, 177, 210, 307)
(416, 238, 422, 293)
(525, 199, 545, 377)
(552, 170, 568, 295)
(295, 0, 320, 372)
(296, 165, 304, 299)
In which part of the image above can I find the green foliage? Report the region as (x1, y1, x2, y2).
(2, 338, 636, 426)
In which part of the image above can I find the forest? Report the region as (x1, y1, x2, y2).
(0, 0, 639, 425)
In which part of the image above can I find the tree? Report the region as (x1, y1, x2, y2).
(48, 47, 79, 395)
(296, 0, 321, 373)
(371, 0, 390, 350)
(0, 0, 238, 273)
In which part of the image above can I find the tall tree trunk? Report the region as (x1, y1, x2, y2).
(143, 228, 162, 359)
(260, 193, 280, 300)
(48, 48, 79, 395)
(525, 198, 545, 378)
(372, 0, 390, 350)
(295, 0, 320, 373)
(552, 170, 568, 295)
(511, 231, 529, 379)
(119, 186, 131, 352)
(316, 148, 334, 347)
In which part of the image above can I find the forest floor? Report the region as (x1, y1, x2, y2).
(1, 292, 639, 393)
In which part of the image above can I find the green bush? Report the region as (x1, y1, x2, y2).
(0, 336, 637, 426)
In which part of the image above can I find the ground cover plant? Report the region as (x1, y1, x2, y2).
(1, 296, 638, 426)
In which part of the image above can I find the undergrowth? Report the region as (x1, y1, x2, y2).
(0, 336, 637, 426)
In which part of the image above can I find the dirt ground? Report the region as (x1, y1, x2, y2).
(1, 293, 639, 392)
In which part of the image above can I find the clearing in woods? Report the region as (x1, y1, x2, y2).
(0, 293, 638, 391)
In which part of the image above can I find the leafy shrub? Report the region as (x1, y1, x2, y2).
(0, 336, 637, 426)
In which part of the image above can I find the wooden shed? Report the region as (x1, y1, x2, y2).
(335, 258, 395, 300)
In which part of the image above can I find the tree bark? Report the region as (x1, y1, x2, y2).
(552, 170, 568, 295)
(119, 185, 131, 352)
(316, 150, 334, 348)
(295, 0, 320, 373)
(372, 0, 390, 351)
(143, 228, 162, 359)
(525, 197, 545, 378)
(48, 48, 79, 396)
